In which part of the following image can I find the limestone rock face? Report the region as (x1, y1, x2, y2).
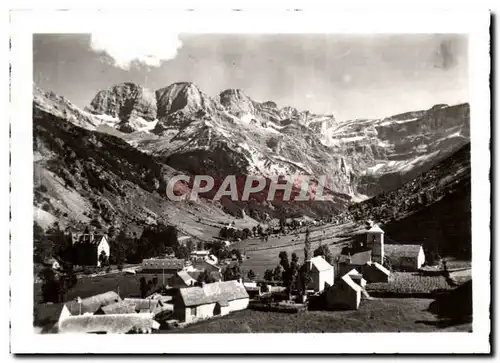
(88, 82, 157, 133)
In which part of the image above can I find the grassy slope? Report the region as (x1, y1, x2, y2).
(159, 298, 471, 333)
(33, 105, 258, 236)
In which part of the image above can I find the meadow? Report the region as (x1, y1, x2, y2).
(366, 272, 454, 297)
(159, 298, 471, 333)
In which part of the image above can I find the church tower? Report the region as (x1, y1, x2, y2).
(366, 224, 385, 264)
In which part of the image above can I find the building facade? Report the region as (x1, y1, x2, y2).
(302, 256, 335, 292)
(325, 272, 362, 310)
(384, 244, 426, 271)
(172, 280, 249, 324)
(366, 224, 384, 264)
(71, 233, 110, 267)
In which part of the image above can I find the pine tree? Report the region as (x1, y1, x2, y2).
(301, 228, 312, 296)
(304, 228, 311, 261)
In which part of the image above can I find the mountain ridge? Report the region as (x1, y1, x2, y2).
(34, 82, 470, 206)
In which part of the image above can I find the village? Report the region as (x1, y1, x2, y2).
(34, 216, 472, 334)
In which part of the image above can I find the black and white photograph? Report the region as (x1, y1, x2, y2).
(9, 8, 491, 354)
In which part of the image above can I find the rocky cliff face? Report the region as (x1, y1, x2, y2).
(323, 103, 470, 195)
(87, 82, 157, 133)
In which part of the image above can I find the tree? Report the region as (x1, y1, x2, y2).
(247, 269, 256, 281)
(57, 266, 78, 302)
(39, 267, 59, 303)
(109, 235, 126, 266)
(33, 222, 54, 264)
(107, 226, 116, 239)
(186, 240, 194, 253)
(165, 246, 174, 256)
(279, 217, 287, 233)
(139, 277, 148, 298)
(223, 264, 242, 281)
(273, 265, 283, 281)
(279, 251, 290, 272)
(313, 244, 333, 265)
(197, 270, 216, 285)
(231, 249, 243, 263)
(300, 228, 313, 296)
(304, 228, 311, 262)
(98, 250, 109, 267)
(45, 222, 71, 262)
(264, 269, 274, 281)
(175, 245, 190, 260)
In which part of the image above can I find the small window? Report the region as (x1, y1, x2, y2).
(190, 307, 197, 316)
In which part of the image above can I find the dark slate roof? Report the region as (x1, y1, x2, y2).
(98, 301, 136, 315)
(339, 249, 372, 265)
(65, 291, 121, 315)
(179, 280, 249, 307)
(71, 233, 107, 246)
(193, 261, 221, 272)
(123, 298, 162, 312)
(142, 258, 185, 270)
(177, 271, 197, 285)
(384, 244, 423, 260)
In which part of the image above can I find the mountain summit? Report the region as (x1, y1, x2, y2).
(87, 82, 157, 133)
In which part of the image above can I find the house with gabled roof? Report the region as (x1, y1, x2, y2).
(300, 255, 334, 292)
(325, 270, 362, 310)
(122, 298, 165, 314)
(168, 270, 197, 288)
(70, 233, 110, 267)
(141, 258, 185, 274)
(172, 280, 249, 323)
(337, 247, 372, 277)
(94, 301, 137, 315)
(57, 304, 160, 334)
(363, 261, 391, 283)
(64, 291, 121, 316)
(384, 244, 425, 271)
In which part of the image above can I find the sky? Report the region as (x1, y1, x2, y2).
(33, 33, 468, 121)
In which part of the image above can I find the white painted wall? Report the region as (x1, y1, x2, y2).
(417, 247, 426, 269)
(320, 268, 334, 291)
(96, 237, 110, 267)
(183, 298, 249, 323)
(228, 298, 249, 312)
(309, 268, 334, 292)
(367, 231, 384, 263)
(184, 302, 217, 323)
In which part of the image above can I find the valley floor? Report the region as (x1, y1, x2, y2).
(232, 222, 363, 277)
(158, 298, 472, 334)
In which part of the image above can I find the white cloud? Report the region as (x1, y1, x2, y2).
(342, 74, 352, 83)
(90, 29, 182, 70)
(305, 93, 315, 99)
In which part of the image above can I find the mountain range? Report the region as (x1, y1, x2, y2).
(33, 82, 470, 235)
